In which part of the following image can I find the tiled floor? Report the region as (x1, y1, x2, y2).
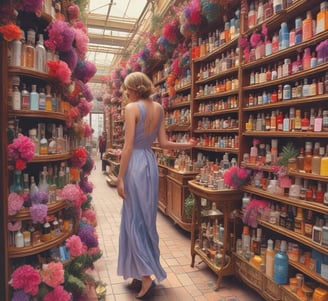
(89, 155, 265, 301)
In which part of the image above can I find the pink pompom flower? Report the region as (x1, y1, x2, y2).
(10, 265, 41, 296)
(43, 285, 71, 301)
(41, 262, 64, 288)
(8, 192, 24, 215)
(65, 234, 86, 257)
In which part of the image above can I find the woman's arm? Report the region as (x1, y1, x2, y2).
(117, 103, 138, 198)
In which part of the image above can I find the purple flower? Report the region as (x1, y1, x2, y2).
(29, 204, 48, 224)
(11, 289, 29, 301)
(77, 224, 98, 248)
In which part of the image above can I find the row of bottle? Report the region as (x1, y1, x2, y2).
(197, 134, 239, 149)
(28, 123, 69, 156)
(164, 108, 191, 126)
(173, 70, 192, 90)
(191, 8, 241, 58)
(166, 93, 191, 108)
(197, 96, 238, 113)
(196, 49, 239, 81)
(196, 78, 239, 97)
(246, 108, 328, 132)
(8, 29, 55, 73)
(246, 0, 296, 30)
(11, 214, 72, 249)
(196, 116, 238, 130)
(249, 50, 328, 87)
(10, 163, 80, 201)
(9, 76, 71, 113)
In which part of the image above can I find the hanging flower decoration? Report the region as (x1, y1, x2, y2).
(73, 60, 97, 83)
(0, 23, 22, 41)
(73, 27, 89, 58)
(223, 166, 252, 189)
(79, 176, 94, 193)
(180, 0, 202, 38)
(29, 204, 48, 224)
(66, 234, 86, 257)
(71, 147, 88, 168)
(45, 20, 75, 52)
(46, 59, 72, 84)
(8, 134, 35, 170)
(10, 264, 42, 296)
(8, 220, 22, 232)
(59, 48, 78, 71)
(8, 192, 24, 216)
(82, 209, 97, 227)
(0, 4, 17, 25)
(81, 155, 94, 175)
(40, 262, 65, 288)
(201, 0, 220, 24)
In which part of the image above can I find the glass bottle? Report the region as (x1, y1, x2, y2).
(38, 87, 46, 110)
(294, 207, 304, 235)
(296, 147, 304, 171)
(301, 111, 309, 131)
(45, 85, 52, 111)
(294, 109, 301, 131)
(320, 145, 328, 176)
(316, 1, 328, 33)
(35, 34, 46, 72)
(302, 10, 313, 42)
(39, 135, 48, 155)
(314, 108, 323, 132)
(312, 142, 321, 174)
(21, 83, 30, 110)
(10, 169, 23, 194)
(12, 83, 21, 111)
(304, 141, 313, 173)
(274, 240, 288, 284)
(9, 31, 23, 67)
(25, 29, 35, 69)
(315, 182, 324, 203)
(304, 210, 314, 238)
(323, 110, 328, 131)
(30, 84, 39, 110)
(28, 128, 39, 155)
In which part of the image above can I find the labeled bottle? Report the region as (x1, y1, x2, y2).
(25, 29, 35, 69)
(28, 128, 39, 155)
(296, 147, 305, 171)
(304, 209, 314, 238)
(294, 207, 304, 235)
(30, 84, 39, 110)
(39, 135, 48, 155)
(241, 225, 251, 256)
(12, 82, 21, 111)
(9, 32, 23, 67)
(304, 141, 313, 173)
(314, 108, 323, 132)
(279, 22, 289, 50)
(273, 240, 288, 284)
(302, 10, 313, 41)
(29, 176, 39, 203)
(316, 182, 324, 203)
(289, 177, 301, 199)
(266, 239, 275, 279)
(38, 87, 46, 110)
(316, 1, 328, 33)
(312, 142, 321, 174)
(320, 145, 328, 176)
(15, 230, 24, 248)
(21, 83, 30, 110)
(45, 85, 52, 111)
(294, 109, 301, 131)
(35, 34, 46, 72)
(323, 110, 328, 131)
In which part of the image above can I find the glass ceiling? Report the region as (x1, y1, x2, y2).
(85, 0, 148, 97)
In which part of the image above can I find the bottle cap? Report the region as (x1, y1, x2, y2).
(29, 128, 37, 136)
(280, 240, 287, 252)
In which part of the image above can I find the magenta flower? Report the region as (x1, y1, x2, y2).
(10, 265, 41, 296)
(41, 262, 64, 288)
(8, 192, 24, 215)
(43, 285, 71, 301)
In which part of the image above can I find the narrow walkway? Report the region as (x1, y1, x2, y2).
(89, 156, 264, 301)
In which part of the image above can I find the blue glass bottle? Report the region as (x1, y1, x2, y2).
(274, 240, 289, 284)
(279, 22, 289, 50)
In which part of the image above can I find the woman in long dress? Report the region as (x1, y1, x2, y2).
(117, 72, 196, 299)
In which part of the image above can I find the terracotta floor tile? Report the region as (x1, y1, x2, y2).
(89, 157, 265, 301)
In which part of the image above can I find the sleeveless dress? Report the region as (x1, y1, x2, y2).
(117, 101, 167, 282)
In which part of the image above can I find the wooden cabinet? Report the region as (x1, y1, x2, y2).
(188, 180, 242, 290)
(158, 165, 167, 214)
(166, 168, 198, 231)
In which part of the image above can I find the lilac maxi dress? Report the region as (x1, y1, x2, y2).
(117, 101, 167, 282)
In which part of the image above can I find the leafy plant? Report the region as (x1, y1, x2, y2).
(184, 194, 195, 219)
(277, 142, 299, 166)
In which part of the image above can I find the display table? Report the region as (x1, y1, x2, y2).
(188, 180, 242, 290)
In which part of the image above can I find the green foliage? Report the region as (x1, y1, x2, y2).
(184, 194, 195, 218)
(277, 142, 299, 166)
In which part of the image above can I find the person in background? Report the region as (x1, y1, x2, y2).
(98, 131, 107, 173)
(116, 72, 197, 299)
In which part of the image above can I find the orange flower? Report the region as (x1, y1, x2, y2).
(0, 23, 22, 41)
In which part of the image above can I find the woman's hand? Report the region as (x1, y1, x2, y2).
(117, 177, 126, 199)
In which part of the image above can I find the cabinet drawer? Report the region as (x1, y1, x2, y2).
(236, 257, 263, 291)
(263, 276, 281, 301)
